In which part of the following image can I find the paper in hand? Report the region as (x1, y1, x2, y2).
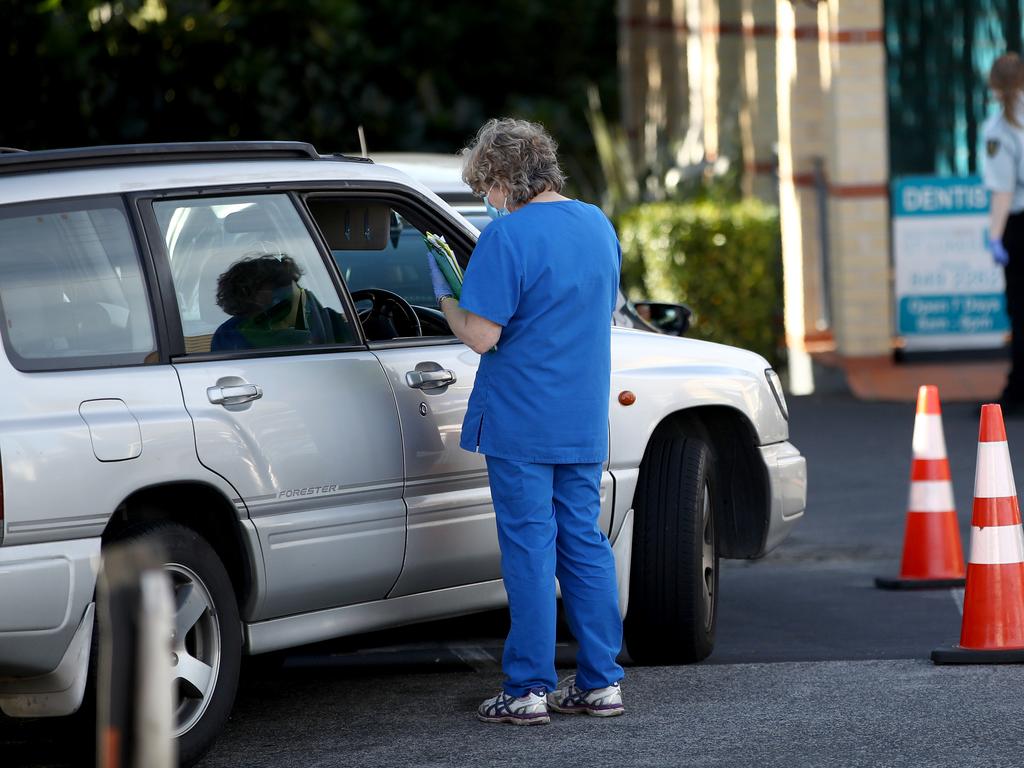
(424, 232, 464, 299)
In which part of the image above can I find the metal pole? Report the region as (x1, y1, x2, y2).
(96, 542, 175, 768)
(812, 155, 832, 330)
(133, 569, 175, 768)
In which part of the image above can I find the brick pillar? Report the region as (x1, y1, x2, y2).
(701, 0, 743, 162)
(821, 0, 891, 358)
(776, 0, 826, 392)
(657, 0, 689, 155)
(680, 0, 705, 165)
(618, 0, 650, 172)
(740, 0, 778, 201)
(618, 0, 691, 185)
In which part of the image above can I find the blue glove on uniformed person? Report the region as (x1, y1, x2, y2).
(989, 236, 1010, 267)
(426, 254, 452, 302)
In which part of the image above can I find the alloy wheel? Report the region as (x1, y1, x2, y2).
(165, 563, 221, 738)
(700, 480, 716, 631)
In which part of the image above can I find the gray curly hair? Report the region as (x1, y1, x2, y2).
(460, 118, 566, 207)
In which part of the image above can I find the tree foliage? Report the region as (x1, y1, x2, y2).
(1, 0, 617, 196)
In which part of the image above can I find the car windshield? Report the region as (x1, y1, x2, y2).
(334, 217, 436, 307)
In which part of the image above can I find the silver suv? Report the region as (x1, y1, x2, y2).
(0, 142, 806, 764)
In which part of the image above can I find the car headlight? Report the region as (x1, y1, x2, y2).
(765, 368, 788, 421)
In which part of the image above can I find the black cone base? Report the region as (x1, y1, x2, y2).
(875, 576, 966, 590)
(932, 645, 1024, 664)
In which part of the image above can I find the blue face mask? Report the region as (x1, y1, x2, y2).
(261, 283, 297, 320)
(270, 284, 296, 309)
(483, 186, 509, 220)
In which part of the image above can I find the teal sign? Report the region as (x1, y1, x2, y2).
(892, 176, 1008, 350)
(891, 175, 989, 217)
(898, 293, 1007, 335)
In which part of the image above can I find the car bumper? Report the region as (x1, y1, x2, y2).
(0, 538, 100, 679)
(760, 441, 807, 554)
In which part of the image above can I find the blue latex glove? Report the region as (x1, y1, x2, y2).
(426, 254, 452, 302)
(989, 236, 1010, 266)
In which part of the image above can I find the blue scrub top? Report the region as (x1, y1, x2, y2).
(458, 199, 621, 464)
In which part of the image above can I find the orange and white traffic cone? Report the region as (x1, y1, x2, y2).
(932, 403, 1024, 663)
(876, 385, 966, 589)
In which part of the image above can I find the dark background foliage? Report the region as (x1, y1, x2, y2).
(1, 0, 618, 197)
(885, 0, 1022, 177)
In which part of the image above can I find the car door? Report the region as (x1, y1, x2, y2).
(303, 192, 501, 595)
(144, 191, 406, 620)
(0, 195, 194, 551)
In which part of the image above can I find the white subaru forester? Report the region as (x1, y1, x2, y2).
(0, 142, 805, 764)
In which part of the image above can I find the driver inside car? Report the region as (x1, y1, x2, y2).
(211, 254, 350, 351)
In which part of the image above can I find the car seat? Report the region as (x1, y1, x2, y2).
(0, 246, 76, 357)
(195, 207, 284, 328)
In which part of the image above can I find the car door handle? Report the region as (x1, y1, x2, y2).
(207, 383, 263, 405)
(405, 369, 456, 389)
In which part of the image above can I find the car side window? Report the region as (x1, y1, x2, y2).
(0, 197, 157, 371)
(153, 194, 355, 354)
(304, 197, 467, 341)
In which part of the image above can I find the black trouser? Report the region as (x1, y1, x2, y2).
(1002, 210, 1024, 401)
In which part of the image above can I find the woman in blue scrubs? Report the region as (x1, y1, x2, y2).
(428, 118, 625, 725)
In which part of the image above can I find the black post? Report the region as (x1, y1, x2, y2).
(95, 541, 175, 768)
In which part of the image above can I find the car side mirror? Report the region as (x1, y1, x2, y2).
(633, 301, 692, 336)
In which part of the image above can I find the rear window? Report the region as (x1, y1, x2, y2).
(0, 197, 156, 371)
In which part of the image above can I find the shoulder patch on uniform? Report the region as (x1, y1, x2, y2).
(988, 139, 1001, 157)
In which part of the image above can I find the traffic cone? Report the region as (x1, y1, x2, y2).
(875, 385, 966, 589)
(932, 403, 1024, 663)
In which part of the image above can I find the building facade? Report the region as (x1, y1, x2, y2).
(618, 0, 1020, 391)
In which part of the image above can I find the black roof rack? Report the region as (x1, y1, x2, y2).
(0, 141, 372, 175)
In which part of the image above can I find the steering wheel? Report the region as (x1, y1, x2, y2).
(349, 288, 423, 339)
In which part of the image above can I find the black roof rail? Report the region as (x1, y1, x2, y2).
(0, 141, 372, 175)
(329, 152, 374, 163)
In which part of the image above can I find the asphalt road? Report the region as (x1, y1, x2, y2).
(7, 375, 1024, 767)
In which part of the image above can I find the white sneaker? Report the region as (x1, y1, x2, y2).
(547, 675, 624, 717)
(477, 689, 551, 725)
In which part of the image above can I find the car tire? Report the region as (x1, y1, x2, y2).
(107, 521, 241, 767)
(624, 435, 719, 664)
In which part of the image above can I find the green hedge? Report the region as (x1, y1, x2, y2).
(617, 199, 783, 364)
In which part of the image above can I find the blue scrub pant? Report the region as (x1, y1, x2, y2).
(485, 457, 624, 696)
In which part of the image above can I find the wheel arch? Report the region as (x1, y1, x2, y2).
(102, 481, 255, 612)
(644, 406, 770, 559)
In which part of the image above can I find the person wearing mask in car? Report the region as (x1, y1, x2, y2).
(212, 255, 349, 350)
(984, 53, 1024, 416)
(426, 118, 625, 725)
